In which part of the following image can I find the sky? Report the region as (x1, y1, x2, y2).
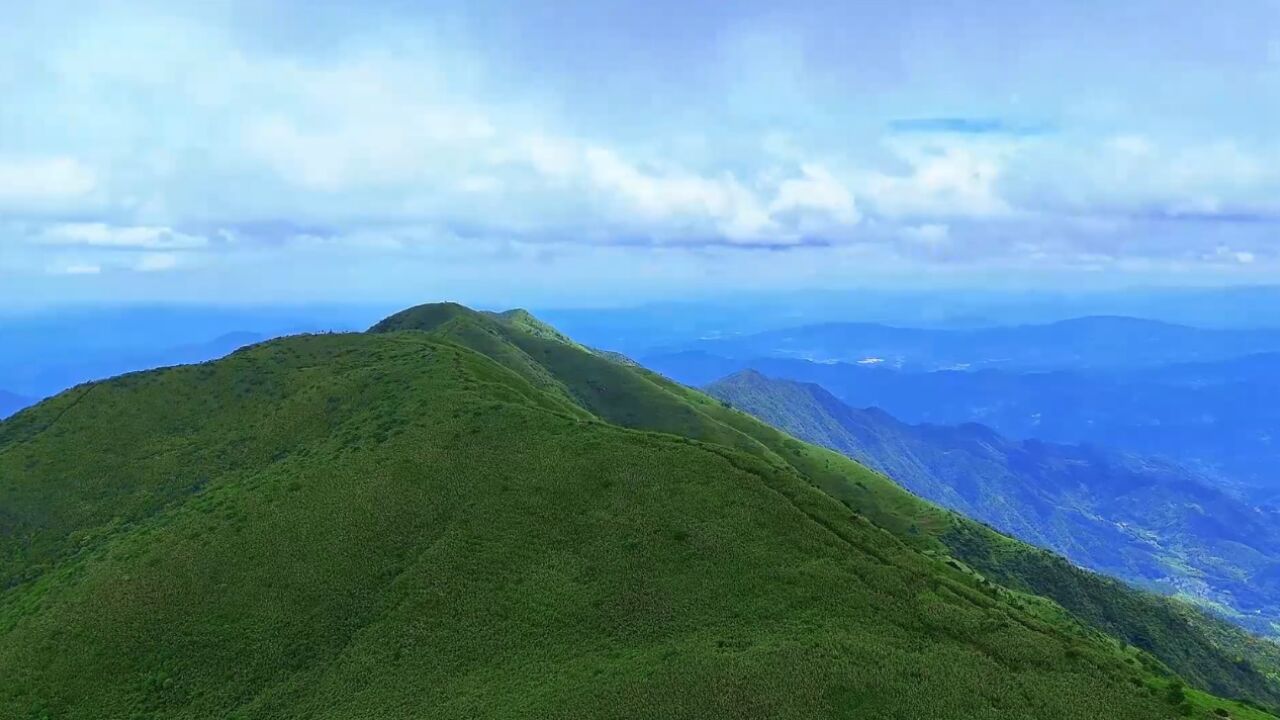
(2, 0, 1279, 307)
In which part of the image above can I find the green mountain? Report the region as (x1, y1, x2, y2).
(705, 369, 1280, 637)
(1, 303, 1276, 719)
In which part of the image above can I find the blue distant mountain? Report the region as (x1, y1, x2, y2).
(665, 316, 1280, 372)
(645, 349, 1280, 503)
(0, 331, 269, 402)
(0, 304, 392, 399)
(643, 316, 1280, 502)
(538, 287, 1280, 357)
(708, 369, 1280, 637)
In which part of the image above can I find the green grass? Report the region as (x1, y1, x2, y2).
(0, 304, 1274, 719)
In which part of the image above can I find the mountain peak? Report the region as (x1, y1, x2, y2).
(497, 307, 537, 322)
(368, 301, 482, 334)
(369, 302, 587, 353)
(721, 368, 769, 383)
(491, 307, 581, 346)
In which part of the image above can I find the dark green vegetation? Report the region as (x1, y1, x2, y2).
(706, 370, 1280, 637)
(1, 303, 1277, 719)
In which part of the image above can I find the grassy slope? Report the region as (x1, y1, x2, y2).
(0, 304, 1266, 719)
(404, 306, 1280, 710)
(704, 369, 1280, 709)
(382, 305, 1280, 711)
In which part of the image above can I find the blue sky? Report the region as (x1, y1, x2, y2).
(2, 0, 1279, 306)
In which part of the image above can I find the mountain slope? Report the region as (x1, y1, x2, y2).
(328, 306, 1280, 706)
(0, 304, 1274, 719)
(706, 370, 1280, 636)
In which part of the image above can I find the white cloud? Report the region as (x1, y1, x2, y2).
(769, 164, 859, 225)
(523, 135, 579, 180)
(38, 247, 184, 275)
(861, 141, 1013, 219)
(903, 223, 950, 246)
(458, 175, 502, 194)
(503, 141, 861, 242)
(582, 146, 775, 240)
(134, 253, 180, 272)
(2, 1, 1279, 294)
(42, 223, 206, 249)
(1019, 136, 1280, 220)
(0, 157, 96, 204)
(52, 262, 103, 276)
(237, 59, 500, 193)
(1206, 246, 1259, 265)
(1107, 135, 1154, 157)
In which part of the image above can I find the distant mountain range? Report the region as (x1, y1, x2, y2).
(666, 316, 1280, 372)
(537, 286, 1280, 357)
(0, 331, 269, 403)
(707, 370, 1280, 637)
(0, 304, 391, 399)
(647, 350, 1280, 503)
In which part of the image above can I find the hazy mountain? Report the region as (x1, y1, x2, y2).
(646, 352, 1280, 502)
(0, 331, 269, 402)
(667, 316, 1280, 372)
(707, 369, 1280, 636)
(3, 303, 1278, 718)
(537, 286, 1280, 358)
(0, 304, 392, 398)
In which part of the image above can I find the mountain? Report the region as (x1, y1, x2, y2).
(645, 352, 1280, 502)
(639, 350, 748, 387)
(535, 286, 1280, 358)
(706, 370, 1280, 636)
(0, 390, 31, 419)
(2, 303, 1278, 719)
(667, 316, 1280, 372)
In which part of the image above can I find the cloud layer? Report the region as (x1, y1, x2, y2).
(2, 0, 1279, 304)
